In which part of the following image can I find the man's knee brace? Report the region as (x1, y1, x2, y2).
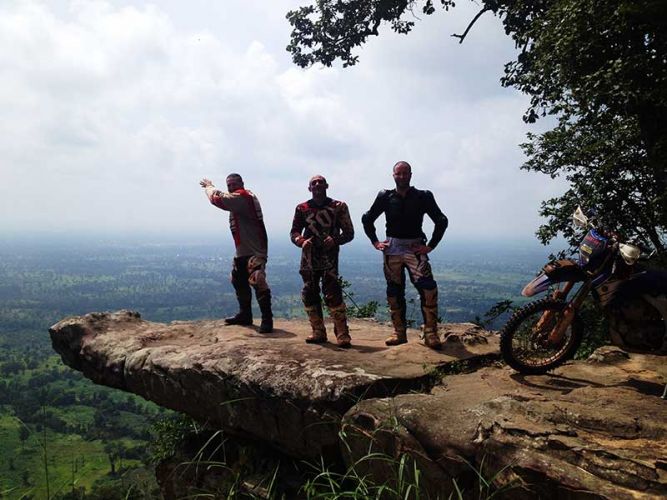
(415, 277, 437, 291)
(323, 292, 343, 308)
(386, 281, 405, 298)
(249, 269, 269, 292)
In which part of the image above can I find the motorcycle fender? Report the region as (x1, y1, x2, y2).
(521, 260, 585, 297)
(521, 273, 553, 297)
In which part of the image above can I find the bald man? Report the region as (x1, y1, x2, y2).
(290, 175, 354, 347)
(200, 174, 273, 333)
(362, 161, 448, 349)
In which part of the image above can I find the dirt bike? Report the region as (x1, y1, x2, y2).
(499, 207, 667, 392)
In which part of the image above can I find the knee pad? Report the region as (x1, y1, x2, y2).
(386, 282, 404, 298)
(324, 292, 343, 308)
(249, 269, 269, 292)
(415, 277, 437, 291)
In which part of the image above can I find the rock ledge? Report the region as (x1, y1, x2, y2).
(49, 310, 497, 458)
(49, 310, 666, 498)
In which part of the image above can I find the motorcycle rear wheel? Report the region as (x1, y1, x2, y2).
(500, 298, 583, 374)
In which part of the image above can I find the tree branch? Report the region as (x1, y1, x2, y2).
(451, 7, 490, 44)
(370, 18, 381, 36)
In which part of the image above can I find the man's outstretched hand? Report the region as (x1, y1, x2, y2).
(200, 178, 213, 188)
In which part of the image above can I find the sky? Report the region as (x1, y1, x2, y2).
(0, 0, 567, 246)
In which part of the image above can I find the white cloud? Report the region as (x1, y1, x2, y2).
(0, 0, 566, 244)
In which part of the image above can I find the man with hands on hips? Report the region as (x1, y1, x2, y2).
(361, 161, 448, 349)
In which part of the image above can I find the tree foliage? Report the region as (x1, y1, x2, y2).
(286, 0, 456, 68)
(286, 0, 667, 252)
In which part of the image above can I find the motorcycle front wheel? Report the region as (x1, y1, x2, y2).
(500, 298, 583, 374)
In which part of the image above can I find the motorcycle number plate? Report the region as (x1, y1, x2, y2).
(579, 230, 607, 266)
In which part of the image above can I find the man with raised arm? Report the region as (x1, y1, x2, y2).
(200, 174, 274, 333)
(290, 175, 354, 347)
(361, 161, 448, 349)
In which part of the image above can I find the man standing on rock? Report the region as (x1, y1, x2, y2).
(290, 175, 354, 347)
(200, 174, 273, 333)
(361, 161, 448, 349)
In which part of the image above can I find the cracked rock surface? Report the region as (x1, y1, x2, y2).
(344, 349, 666, 499)
(49, 310, 497, 458)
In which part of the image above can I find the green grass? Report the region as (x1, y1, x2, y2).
(45, 406, 96, 428)
(0, 348, 164, 499)
(0, 415, 125, 498)
(155, 422, 518, 500)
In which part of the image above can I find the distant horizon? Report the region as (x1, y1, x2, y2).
(0, 228, 565, 256)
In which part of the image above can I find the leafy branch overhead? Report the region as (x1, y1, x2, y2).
(286, 1, 456, 68)
(287, 0, 667, 253)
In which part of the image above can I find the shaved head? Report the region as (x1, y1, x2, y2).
(392, 160, 412, 190)
(309, 174, 327, 185)
(308, 174, 328, 198)
(393, 161, 411, 173)
(226, 173, 243, 183)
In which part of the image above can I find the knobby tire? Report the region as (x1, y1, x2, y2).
(500, 298, 583, 374)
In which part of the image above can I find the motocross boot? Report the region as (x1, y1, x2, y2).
(329, 303, 351, 348)
(423, 329, 442, 350)
(385, 296, 408, 346)
(421, 288, 441, 350)
(227, 260, 254, 325)
(257, 289, 273, 334)
(305, 304, 327, 344)
(225, 286, 253, 325)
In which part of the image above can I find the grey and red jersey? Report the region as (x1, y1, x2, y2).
(205, 186, 268, 258)
(290, 198, 354, 271)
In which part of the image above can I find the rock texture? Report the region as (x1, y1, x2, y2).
(344, 347, 666, 499)
(49, 310, 497, 458)
(49, 311, 666, 499)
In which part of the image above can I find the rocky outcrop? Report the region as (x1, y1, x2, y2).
(49, 310, 498, 459)
(49, 311, 666, 499)
(344, 347, 667, 499)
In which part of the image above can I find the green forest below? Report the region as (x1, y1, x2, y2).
(0, 239, 552, 498)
